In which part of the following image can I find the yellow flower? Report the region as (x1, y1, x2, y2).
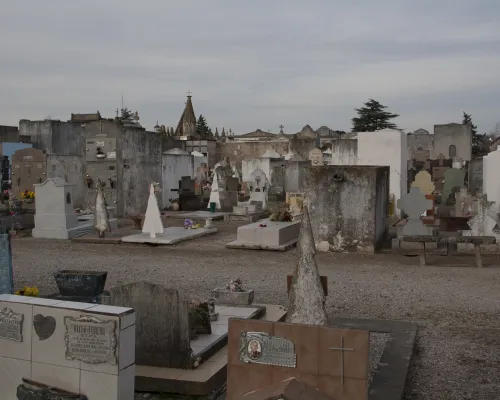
(15, 290, 20, 295)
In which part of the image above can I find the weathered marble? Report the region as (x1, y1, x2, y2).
(286, 207, 327, 325)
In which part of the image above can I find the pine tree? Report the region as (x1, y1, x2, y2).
(464, 112, 488, 158)
(120, 108, 135, 122)
(196, 115, 212, 138)
(351, 99, 399, 132)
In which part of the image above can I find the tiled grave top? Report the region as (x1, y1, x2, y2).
(190, 305, 260, 357)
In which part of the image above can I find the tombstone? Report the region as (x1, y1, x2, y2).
(10, 148, 47, 200)
(227, 318, 369, 400)
(287, 207, 327, 326)
(442, 168, 466, 204)
(142, 183, 164, 238)
(32, 178, 89, 239)
(0, 233, 13, 294)
(396, 187, 433, 236)
(248, 168, 269, 210)
(208, 158, 238, 211)
(460, 196, 500, 253)
(179, 176, 202, 211)
(454, 188, 475, 218)
(102, 281, 192, 368)
(226, 177, 239, 192)
(309, 148, 324, 166)
(269, 164, 286, 201)
(411, 170, 435, 195)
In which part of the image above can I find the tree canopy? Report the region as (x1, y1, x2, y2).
(196, 114, 212, 138)
(463, 112, 490, 158)
(351, 99, 399, 132)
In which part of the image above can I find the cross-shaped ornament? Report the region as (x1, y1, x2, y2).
(329, 336, 354, 385)
(186, 90, 192, 96)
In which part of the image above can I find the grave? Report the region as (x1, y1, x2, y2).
(410, 170, 435, 195)
(122, 183, 217, 245)
(208, 158, 239, 211)
(100, 281, 286, 395)
(0, 233, 13, 295)
(303, 166, 389, 254)
(248, 168, 270, 210)
(169, 210, 229, 221)
(458, 196, 500, 254)
(226, 218, 301, 251)
(309, 148, 324, 166)
(32, 178, 118, 240)
(0, 294, 135, 400)
(178, 176, 203, 211)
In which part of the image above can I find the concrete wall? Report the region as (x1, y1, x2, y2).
(329, 139, 358, 165)
(434, 123, 472, 161)
(285, 161, 310, 192)
(483, 149, 500, 212)
(304, 166, 389, 254)
(407, 130, 433, 160)
(217, 140, 290, 169)
(0, 125, 20, 142)
(46, 155, 86, 209)
(468, 158, 483, 196)
(357, 129, 408, 216)
(119, 129, 163, 216)
(162, 154, 194, 207)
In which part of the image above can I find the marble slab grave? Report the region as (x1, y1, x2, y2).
(122, 227, 217, 245)
(226, 218, 301, 251)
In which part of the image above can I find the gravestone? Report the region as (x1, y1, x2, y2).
(443, 168, 466, 204)
(142, 183, 164, 238)
(411, 170, 435, 195)
(249, 168, 269, 210)
(459, 196, 500, 253)
(227, 318, 369, 400)
(10, 148, 47, 200)
(309, 148, 324, 166)
(396, 187, 433, 236)
(287, 207, 327, 326)
(32, 178, 92, 239)
(102, 281, 192, 369)
(208, 158, 238, 211)
(227, 177, 239, 192)
(0, 233, 13, 294)
(269, 164, 286, 201)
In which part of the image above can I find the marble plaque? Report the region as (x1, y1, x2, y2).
(64, 315, 117, 364)
(239, 331, 296, 368)
(0, 307, 24, 342)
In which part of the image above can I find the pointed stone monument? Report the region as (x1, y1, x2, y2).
(142, 183, 164, 238)
(286, 206, 327, 326)
(93, 179, 111, 238)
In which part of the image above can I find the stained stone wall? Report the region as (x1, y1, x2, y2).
(304, 166, 389, 254)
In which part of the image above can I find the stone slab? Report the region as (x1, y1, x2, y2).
(229, 211, 269, 223)
(32, 218, 118, 240)
(121, 227, 217, 245)
(134, 304, 275, 396)
(169, 211, 229, 221)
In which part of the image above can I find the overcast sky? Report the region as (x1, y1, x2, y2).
(1, 1, 499, 135)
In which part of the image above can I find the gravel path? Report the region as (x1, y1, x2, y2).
(10, 220, 500, 400)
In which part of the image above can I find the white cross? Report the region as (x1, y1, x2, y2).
(329, 336, 354, 385)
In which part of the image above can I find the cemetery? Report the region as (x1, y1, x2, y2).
(1, 117, 500, 399)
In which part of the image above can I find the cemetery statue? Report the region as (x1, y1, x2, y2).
(214, 157, 235, 191)
(93, 178, 111, 238)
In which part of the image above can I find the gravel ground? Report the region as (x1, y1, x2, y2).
(368, 332, 390, 385)
(10, 219, 500, 400)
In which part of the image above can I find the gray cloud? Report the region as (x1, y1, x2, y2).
(1, 0, 499, 134)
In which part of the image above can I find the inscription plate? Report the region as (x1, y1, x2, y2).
(64, 315, 117, 364)
(0, 308, 23, 342)
(239, 331, 296, 368)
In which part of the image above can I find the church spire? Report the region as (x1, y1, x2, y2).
(221, 127, 226, 137)
(175, 92, 197, 137)
(215, 127, 219, 137)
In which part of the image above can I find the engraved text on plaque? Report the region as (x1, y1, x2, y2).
(239, 331, 296, 368)
(64, 315, 117, 364)
(0, 308, 23, 342)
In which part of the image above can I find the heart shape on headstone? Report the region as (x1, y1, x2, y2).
(33, 314, 56, 341)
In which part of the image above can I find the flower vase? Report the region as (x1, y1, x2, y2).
(23, 198, 34, 204)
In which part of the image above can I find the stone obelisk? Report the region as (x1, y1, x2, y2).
(286, 206, 327, 325)
(93, 179, 111, 238)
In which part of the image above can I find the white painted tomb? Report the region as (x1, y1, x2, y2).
(123, 183, 217, 245)
(32, 178, 117, 240)
(357, 129, 408, 217)
(226, 218, 301, 251)
(0, 294, 135, 400)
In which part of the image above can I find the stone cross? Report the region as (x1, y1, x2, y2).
(411, 170, 435, 195)
(397, 187, 433, 236)
(329, 336, 354, 385)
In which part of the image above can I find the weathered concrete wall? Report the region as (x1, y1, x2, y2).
(304, 166, 389, 254)
(120, 129, 163, 216)
(357, 129, 408, 217)
(285, 161, 309, 192)
(162, 154, 194, 207)
(19, 119, 54, 152)
(217, 140, 290, 169)
(434, 123, 472, 161)
(289, 138, 317, 161)
(329, 139, 358, 165)
(483, 149, 500, 212)
(0, 125, 20, 142)
(407, 130, 433, 160)
(46, 155, 86, 208)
